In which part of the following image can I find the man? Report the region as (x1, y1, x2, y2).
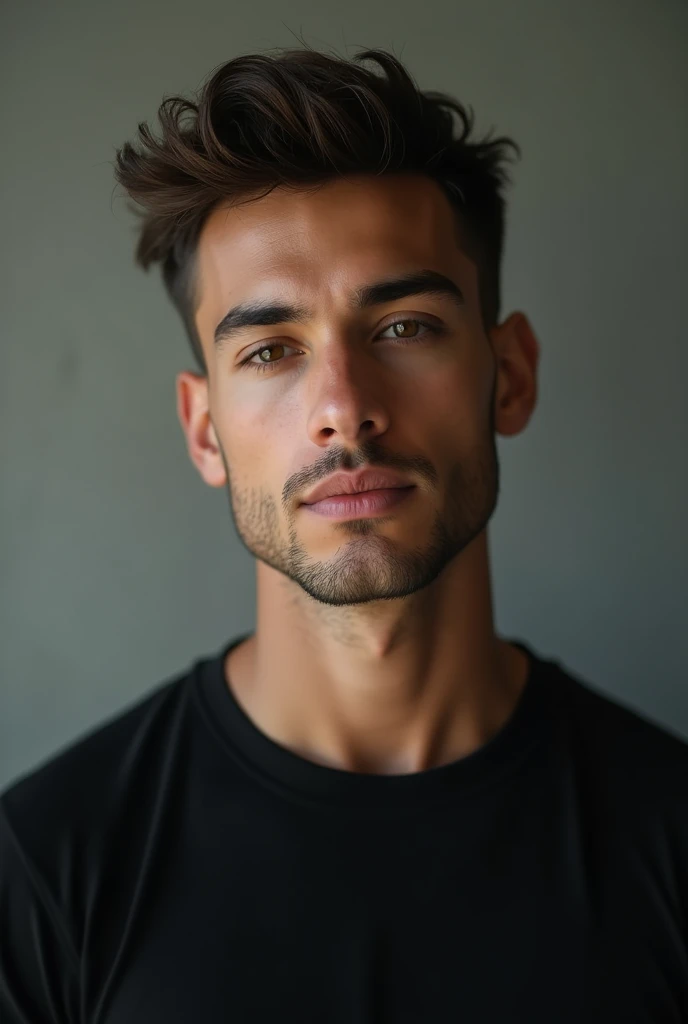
(2, 45, 687, 1023)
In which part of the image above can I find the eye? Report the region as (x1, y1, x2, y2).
(239, 318, 442, 375)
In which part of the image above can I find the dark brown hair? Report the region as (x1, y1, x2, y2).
(112, 44, 521, 375)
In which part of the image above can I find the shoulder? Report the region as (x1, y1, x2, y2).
(0, 655, 199, 883)
(538, 651, 688, 810)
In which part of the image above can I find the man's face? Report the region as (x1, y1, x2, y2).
(184, 173, 513, 608)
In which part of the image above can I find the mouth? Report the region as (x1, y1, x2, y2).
(300, 485, 416, 519)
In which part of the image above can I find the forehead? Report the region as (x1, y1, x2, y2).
(194, 173, 475, 345)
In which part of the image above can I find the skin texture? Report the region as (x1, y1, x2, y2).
(176, 171, 540, 775)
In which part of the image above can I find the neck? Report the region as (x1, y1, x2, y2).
(224, 530, 531, 775)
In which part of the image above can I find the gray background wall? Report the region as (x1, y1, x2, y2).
(2, 0, 686, 789)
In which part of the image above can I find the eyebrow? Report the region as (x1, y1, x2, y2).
(213, 268, 465, 351)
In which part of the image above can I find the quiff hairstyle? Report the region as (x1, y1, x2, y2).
(113, 44, 521, 375)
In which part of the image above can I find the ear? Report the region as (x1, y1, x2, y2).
(489, 311, 540, 438)
(175, 371, 227, 488)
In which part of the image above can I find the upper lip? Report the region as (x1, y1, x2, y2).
(301, 469, 414, 505)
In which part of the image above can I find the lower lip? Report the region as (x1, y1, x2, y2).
(301, 486, 416, 518)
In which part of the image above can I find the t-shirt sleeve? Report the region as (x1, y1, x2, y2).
(0, 799, 81, 1023)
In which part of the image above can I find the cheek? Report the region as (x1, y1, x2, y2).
(422, 356, 490, 429)
(413, 354, 494, 465)
(222, 402, 297, 488)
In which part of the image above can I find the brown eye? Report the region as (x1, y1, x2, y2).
(258, 344, 286, 363)
(240, 318, 441, 375)
(391, 321, 420, 337)
(377, 318, 439, 341)
(241, 342, 300, 374)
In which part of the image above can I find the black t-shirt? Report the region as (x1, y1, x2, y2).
(1, 635, 687, 1023)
